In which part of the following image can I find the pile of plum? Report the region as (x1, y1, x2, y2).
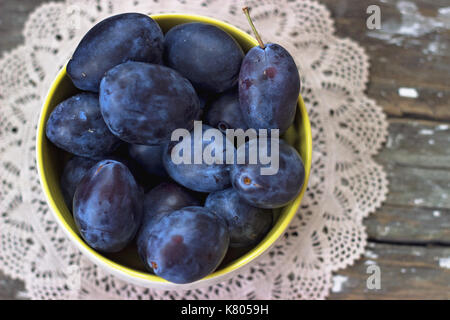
(46, 11, 305, 284)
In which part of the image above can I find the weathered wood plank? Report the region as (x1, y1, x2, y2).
(368, 81, 450, 120)
(321, 0, 450, 120)
(381, 164, 450, 209)
(374, 119, 450, 209)
(320, 1, 450, 300)
(377, 118, 450, 169)
(0, 0, 64, 55)
(329, 243, 450, 300)
(365, 204, 450, 244)
(362, 118, 450, 243)
(0, 271, 27, 300)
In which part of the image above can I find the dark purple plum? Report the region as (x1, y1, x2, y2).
(100, 62, 201, 145)
(46, 93, 121, 159)
(144, 206, 229, 283)
(205, 188, 272, 247)
(239, 8, 300, 134)
(231, 139, 305, 209)
(128, 144, 167, 177)
(60, 155, 148, 210)
(60, 156, 97, 209)
(162, 124, 234, 193)
(164, 23, 244, 93)
(136, 182, 200, 262)
(205, 88, 248, 133)
(73, 160, 143, 252)
(67, 13, 164, 92)
(238, 43, 300, 134)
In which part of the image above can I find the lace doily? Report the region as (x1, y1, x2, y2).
(0, 0, 388, 300)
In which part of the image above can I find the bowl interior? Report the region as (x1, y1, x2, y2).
(37, 14, 312, 285)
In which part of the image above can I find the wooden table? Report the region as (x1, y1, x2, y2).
(0, 0, 449, 300)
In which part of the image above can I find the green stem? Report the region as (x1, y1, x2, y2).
(243, 7, 265, 49)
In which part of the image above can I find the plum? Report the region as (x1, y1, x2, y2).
(164, 23, 244, 93)
(144, 206, 229, 283)
(73, 160, 143, 252)
(205, 88, 249, 133)
(60, 156, 97, 209)
(162, 124, 234, 192)
(205, 188, 272, 247)
(136, 182, 200, 262)
(46, 93, 121, 159)
(100, 61, 201, 145)
(67, 13, 164, 92)
(230, 139, 305, 208)
(239, 8, 300, 134)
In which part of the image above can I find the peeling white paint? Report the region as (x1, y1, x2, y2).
(438, 7, 450, 16)
(419, 129, 434, 135)
(377, 225, 390, 236)
(423, 40, 448, 56)
(365, 260, 376, 266)
(365, 250, 379, 259)
(366, 31, 403, 46)
(397, 1, 449, 35)
(331, 275, 348, 293)
(386, 136, 393, 148)
(15, 290, 29, 299)
(394, 133, 405, 145)
(399, 87, 418, 98)
(424, 42, 439, 54)
(436, 124, 449, 131)
(412, 250, 422, 256)
(433, 210, 441, 217)
(439, 257, 450, 269)
(414, 199, 424, 205)
(400, 268, 416, 273)
(367, 1, 450, 47)
(428, 139, 435, 145)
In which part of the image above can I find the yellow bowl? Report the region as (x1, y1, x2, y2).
(36, 13, 312, 289)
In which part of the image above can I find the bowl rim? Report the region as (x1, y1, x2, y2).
(36, 13, 312, 287)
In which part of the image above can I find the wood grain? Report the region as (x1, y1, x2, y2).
(0, 271, 26, 300)
(320, 0, 450, 121)
(376, 119, 450, 169)
(366, 204, 450, 244)
(322, 0, 450, 300)
(328, 243, 450, 300)
(0, 0, 62, 55)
